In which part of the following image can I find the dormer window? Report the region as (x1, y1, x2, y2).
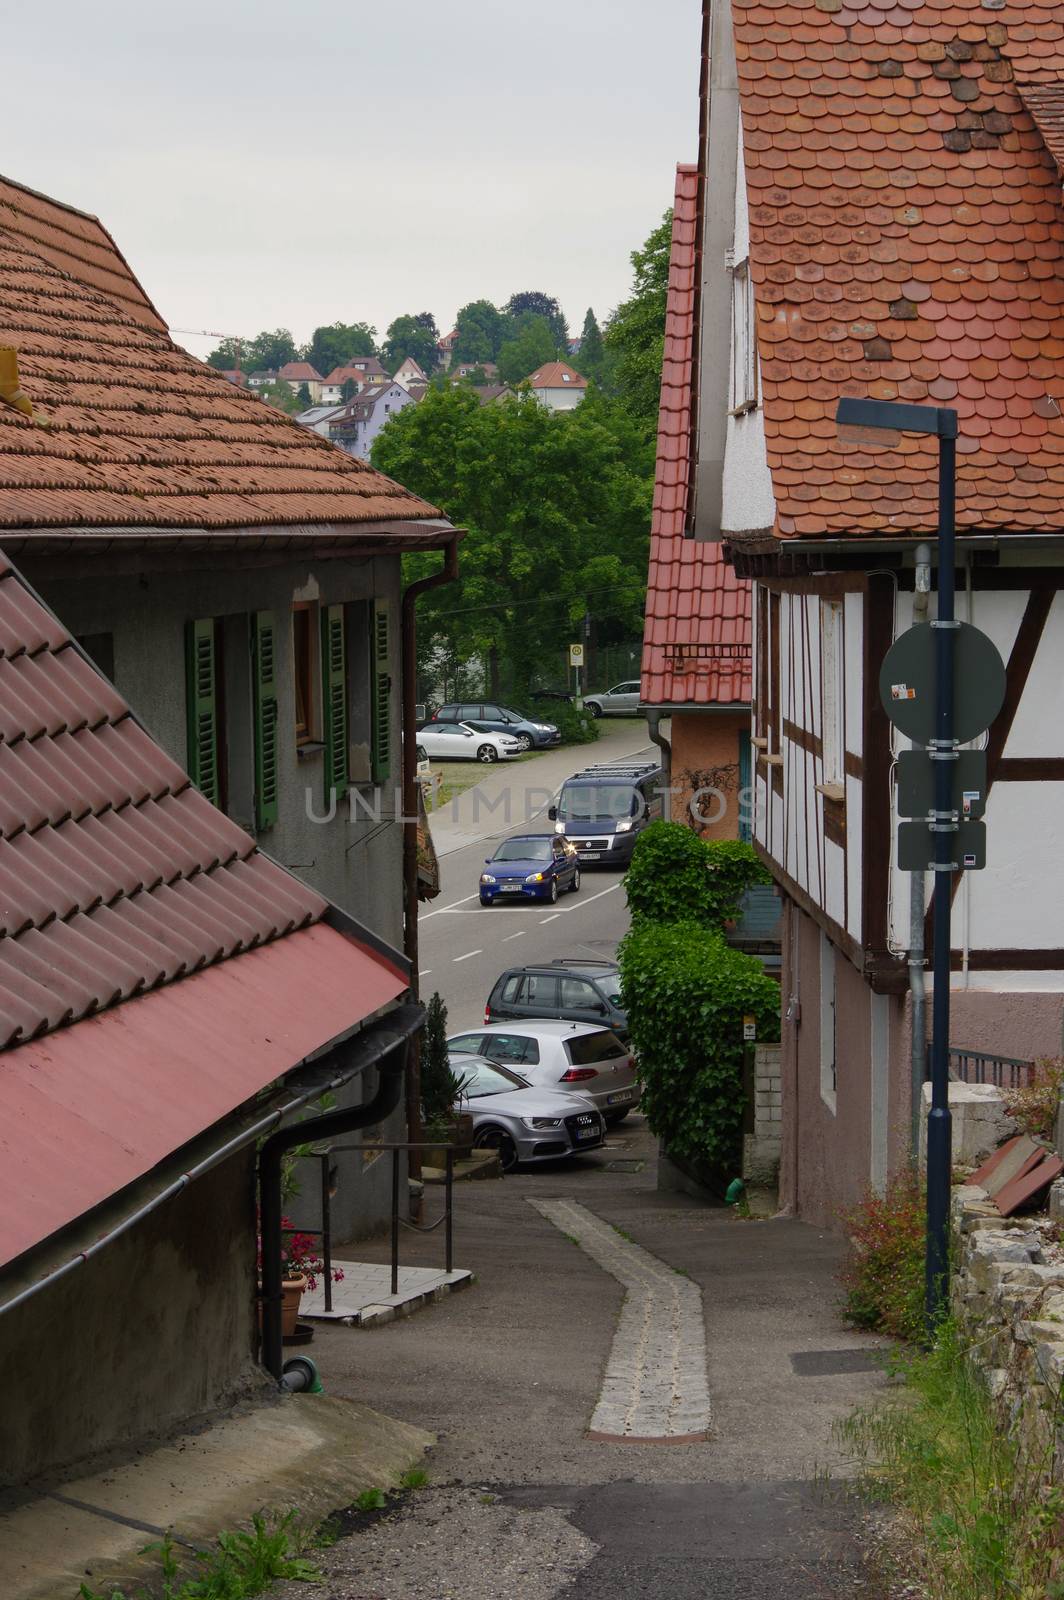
(730, 257, 758, 413)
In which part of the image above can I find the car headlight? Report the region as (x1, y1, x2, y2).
(554, 822, 565, 834)
(480, 873, 496, 884)
(525, 871, 546, 882)
(523, 1116, 563, 1129)
(614, 820, 633, 833)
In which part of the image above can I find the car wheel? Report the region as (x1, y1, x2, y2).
(479, 895, 493, 907)
(548, 877, 559, 904)
(474, 1125, 518, 1172)
(416, 744, 427, 762)
(514, 734, 532, 752)
(605, 1108, 631, 1125)
(477, 744, 499, 763)
(568, 867, 581, 894)
(587, 702, 603, 718)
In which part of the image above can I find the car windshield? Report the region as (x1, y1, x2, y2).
(492, 838, 551, 862)
(451, 1057, 527, 1097)
(558, 785, 638, 822)
(594, 972, 624, 1001)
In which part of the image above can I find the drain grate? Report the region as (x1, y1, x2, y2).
(790, 1348, 885, 1377)
(605, 1159, 646, 1173)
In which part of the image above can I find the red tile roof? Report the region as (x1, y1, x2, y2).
(0, 175, 443, 537)
(732, 0, 1064, 540)
(0, 551, 408, 1266)
(525, 361, 588, 389)
(642, 167, 752, 708)
(278, 361, 323, 382)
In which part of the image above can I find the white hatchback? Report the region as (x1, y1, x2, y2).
(447, 1020, 640, 1123)
(415, 721, 521, 763)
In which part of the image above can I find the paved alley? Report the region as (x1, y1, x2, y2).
(273, 1118, 889, 1598)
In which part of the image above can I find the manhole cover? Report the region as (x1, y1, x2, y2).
(790, 1348, 885, 1376)
(605, 1159, 646, 1173)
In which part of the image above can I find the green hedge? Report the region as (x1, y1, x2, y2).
(528, 696, 599, 746)
(618, 920, 781, 1171)
(623, 821, 770, 927)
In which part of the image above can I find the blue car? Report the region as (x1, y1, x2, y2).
(480, 834, 581, 906)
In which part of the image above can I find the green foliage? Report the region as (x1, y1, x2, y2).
(624, 823, 770, 929)
(1002, 1055, 1064, 1140)
(496, 315, 558, 385)
(354, 1488, 387, 1512)
(381, 312, 440, 376)
(399, 1466, 429, 1491)
(340, 377, 356, 402)
(205, 336, 247, 372)
(618, 920, 780, 1170)
(603, 210, 673, 436)
(296, 382, 311, 407)
(503, 290, 568, 349)
(528, 696, 599, 746)
(78, 1512, 320, 1599)
(206, 329, 299, 376)
(453, 299, 505, 364)
(574, 307, 605, 383)
(258, 380, 302, 416)
(837, 1319, 1064, 1600)
(839, 1169, 926, 1343)
(421, 992, 463, 1129)
(305, 321, 377, 375)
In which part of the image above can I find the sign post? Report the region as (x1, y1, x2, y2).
(569, 641, 584, 704)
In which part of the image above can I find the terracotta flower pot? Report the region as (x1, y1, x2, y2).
(281, 1274, 306, 1338)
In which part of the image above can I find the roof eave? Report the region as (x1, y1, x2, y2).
(0, 517, 460, 556)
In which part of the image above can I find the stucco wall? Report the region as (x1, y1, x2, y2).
(0, 1156, 269, 1490)
(669, 711, 749, 839)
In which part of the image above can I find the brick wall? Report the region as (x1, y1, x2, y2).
(745, 1043, 782, 1186)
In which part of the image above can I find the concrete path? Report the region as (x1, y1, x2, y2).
(272, 1116, 889, 1599)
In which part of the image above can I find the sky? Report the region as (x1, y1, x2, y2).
(4, 1, 701, 363)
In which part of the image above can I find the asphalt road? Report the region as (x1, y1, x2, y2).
(417, 730, 657, 1031)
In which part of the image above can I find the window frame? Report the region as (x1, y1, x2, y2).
(292, 601, 318, 747)
(820, 599, 845, 790)
(729, 257, 759, 415)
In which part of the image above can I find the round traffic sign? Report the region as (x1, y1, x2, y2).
(879, 621, 1006, 744)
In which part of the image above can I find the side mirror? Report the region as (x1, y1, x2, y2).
(548, 805, 558, 821)
(485, 858, 492, 864)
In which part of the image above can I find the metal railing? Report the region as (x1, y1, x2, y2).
(289, 1142, 457, 1310)
(947, 1048, 1035, 1091)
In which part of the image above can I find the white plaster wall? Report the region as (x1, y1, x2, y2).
(846, 772, 863, 940)
(843, 592, 863, 758)
(1004, 590, 1064, 756)
(825, 834, 846, 928)
(721, 120, 777, 536)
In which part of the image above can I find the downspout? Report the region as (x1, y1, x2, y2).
(909, 542, 932, 1150)
(400, 534, 460, 1167)
(259, 1001, 425, 1381)
(646, 708, 673, 819)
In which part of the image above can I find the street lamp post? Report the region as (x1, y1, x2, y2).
(835, 397, 959, 1329)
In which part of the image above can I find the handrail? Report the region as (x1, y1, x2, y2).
(947, 1048, 1035, 1091)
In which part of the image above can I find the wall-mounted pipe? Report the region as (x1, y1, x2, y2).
(258, 1002, 424, 1381)
(646, 709, 673, 812)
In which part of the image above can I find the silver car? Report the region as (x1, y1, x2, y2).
(450, 1052, 605, 1171)
(448, 1021, 641, 1124)
(582, 680, 643, 718)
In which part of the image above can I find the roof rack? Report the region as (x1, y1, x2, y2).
(548, 957, 620, 969)
(563, 762, 661, 782)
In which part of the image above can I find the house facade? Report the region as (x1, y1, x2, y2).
(524, 360, 588, 411)
(278, 360, 324, 402)
(0, 174, 456, 1243)
(393, 354, 430, 388)
(328, 381, 415, 459)
(320, 356, 390, 404)
(641, 166, 753, 841)
(694, 0, 1064, 1225)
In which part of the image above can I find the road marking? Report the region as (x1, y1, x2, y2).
(530, 1198, 711, 1443)
(503, 931, 526, 941)
(539, 913, 561, 924)
(572, 883, 621, 910)
(419, 969, 432, 977)
(452, 949, 482, 963)
(421, 891, 481, 920)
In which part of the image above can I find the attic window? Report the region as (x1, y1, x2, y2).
(563, 373, 571, 382)
(730, 258, 758, 414)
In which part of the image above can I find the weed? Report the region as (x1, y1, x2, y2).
(836, 1319, 1064, 1600)
(353, 1488, 387, 1513)
(78, 1512, 320, 1600)
(1002, 1056, 1064, 1141)
(479, 1493, 497, 1505)
(399, 1468, 429, 1491)
(612, 1226, 635, 1244)
(563, 1233, 580, 1246)
(839, 1168, 925, 1343)
(672, 1266, 690, 1277)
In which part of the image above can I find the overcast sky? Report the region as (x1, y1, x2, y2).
(5, 1, 700, 361)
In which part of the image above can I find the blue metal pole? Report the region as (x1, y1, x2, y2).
(926, 413, 957, 1332)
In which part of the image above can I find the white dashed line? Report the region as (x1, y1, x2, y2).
(539, 913, 561, 924)
(452, 950, 482, 963)
(503, 931, 526, 941)
(419, 969, 432, 977)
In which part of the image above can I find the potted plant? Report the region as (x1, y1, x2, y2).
(421, 992, 474, 1161)
(257, 1218, 345, 1339)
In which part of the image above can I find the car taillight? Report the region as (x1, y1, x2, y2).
(560, 1067, 598, 1082)
(484, 1008, 491, 1025)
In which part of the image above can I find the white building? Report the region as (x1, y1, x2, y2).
(523, 360, 587, 412)
(327, 383, 415, 460)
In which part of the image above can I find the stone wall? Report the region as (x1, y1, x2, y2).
(744, 1043, 782, 1186)
(951, 1186, 1064, 1471)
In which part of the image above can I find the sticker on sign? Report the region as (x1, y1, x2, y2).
(891, 683, 916, 700)
(743, 1015, 757, 1041)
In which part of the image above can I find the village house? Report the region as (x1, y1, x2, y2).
(691, 0, 1064, 1225)
(328, 380, 416, 460)
(437, 327, 459, 369)
(641, 165, 753, 842)
(0, 174, 456, 1243)
(277, 359, 324, 402)
(450, 358, 499, 383)
(320, 356, 390, 405)
(393, 354, 431, 388)
(524, 359, 587, 411)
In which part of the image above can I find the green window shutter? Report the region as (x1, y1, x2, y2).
(371, 599, 392, 784)
(320, 603, 349, 805)
(252, 610, 279, 830)
(185, 618, 220, 806)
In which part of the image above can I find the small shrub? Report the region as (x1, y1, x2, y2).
(618, 919, 780, 1170)
(623, 822, 769, 929)
(839, 1169, 925, 1343)
(528, 696, 599, 745)
(1002, 1055, 1064, 1141)
(420, 992, 464, 1131)
(354, 1487, 387, 1512)
(78, 1512, 320, 1600)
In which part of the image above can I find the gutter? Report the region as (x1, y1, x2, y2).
(646, 709, 672, 801)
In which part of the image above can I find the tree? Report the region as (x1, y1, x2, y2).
(503, 291, 568, 350)
(246, 328, 299, 373)
(496, 315, 559, 385)
(381, 313, 441, 375)
(452, 299, 505, 364)
(574, 308, 605, 383)
(258, 379, 302, 416)
(206, 336, 247, 372)
(603, 211, 673, 436)
(340, 377, 357, 403)
(304, 321, 377, 375)
(296, 382, 312, 407)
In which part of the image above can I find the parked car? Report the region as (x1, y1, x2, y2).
(415, 722, 521, 763)
(582, 681, 643, 718)
(448, 1021, 640, 1123)
(479, 834, 580, 905)
(548, 761, 664, 865)
(427, 702, 561, 751)
(449, 1052, 605, 1171)
(485, 958, 628, 1040)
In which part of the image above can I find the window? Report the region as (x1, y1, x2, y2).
(482, 1035, 540, 1066)
(292, 604, 316, 744)
(559, 977, 602, 1010)
(499, 976, 522, 1004)
(185, 618, 224, 809)
(566, 1032, 626, 1065)
(371, 599, 392, 783)
(517, 974, 560, 1007)
(252, 612, 279, 830)
(820, 931, 837, 1113)
(450, 1033, 486, 1056)
(821, 600, 844, 788)
(730, 258, 758, 412)
(320, 604, 349, 804)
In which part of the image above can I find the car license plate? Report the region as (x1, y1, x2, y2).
(607, 1091, 633, 1105)
(576, 1126, 598, 1140)
(580, 850, 602, 860)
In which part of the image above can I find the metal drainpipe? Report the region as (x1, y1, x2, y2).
(646, 709, 673, 818)
(400, 536, 460, 1173)
(909, 541, 932, 1150)
(259, 1001, 425, 1381)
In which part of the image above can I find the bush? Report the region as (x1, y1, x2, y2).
(839, 1169, 925, 1343)
(618, 920, 781, 1170)
(421, 992, 464, 1130)
(1002, 1055, 1064, 1141)
(528, 696, 599, 746)
(623, 821, 770, 929)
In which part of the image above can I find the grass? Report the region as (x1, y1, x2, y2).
(352, 1487, 387, 1512)
(79, 1511, 321, 1600)
(835, 1320, 1064, 1600)
(398, 1467, 429, 1491)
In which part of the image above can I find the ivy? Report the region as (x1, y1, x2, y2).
(623, 821, 770, 929)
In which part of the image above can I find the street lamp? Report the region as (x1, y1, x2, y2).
(835, 396, 958, 1331)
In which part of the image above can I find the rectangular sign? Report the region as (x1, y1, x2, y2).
(568, 643, 584, 667)
(898, 818, 986, 872)
(896, 749, 987, 820)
